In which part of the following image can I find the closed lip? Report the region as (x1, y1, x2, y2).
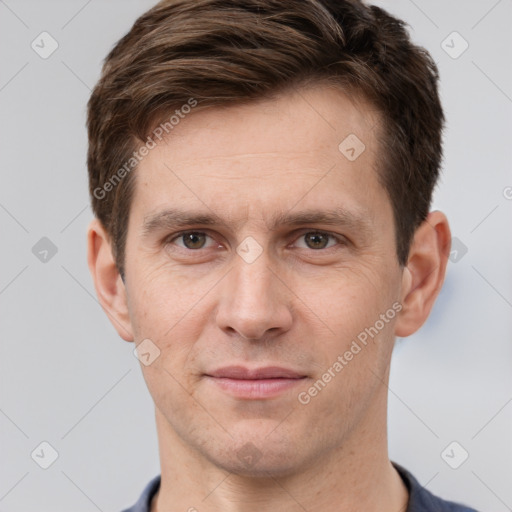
(205, 365, 306, 380)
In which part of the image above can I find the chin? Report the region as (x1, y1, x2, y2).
(201, 426, 309, 478)
(210, 450, 304, 479)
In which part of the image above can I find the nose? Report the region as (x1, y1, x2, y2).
(215, 250, 293, 341)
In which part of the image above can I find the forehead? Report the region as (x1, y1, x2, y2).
(160, 84, 379, 166)
(130, 84, 387, 226)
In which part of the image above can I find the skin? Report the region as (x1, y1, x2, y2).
(88, 84, 450, 512)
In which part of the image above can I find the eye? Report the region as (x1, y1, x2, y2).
(294, 231, 341, 250)
(169, 231, 216, 250)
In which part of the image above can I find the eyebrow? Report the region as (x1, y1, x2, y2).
(141, 206, 372, 238)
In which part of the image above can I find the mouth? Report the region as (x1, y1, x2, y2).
(204, 365, 307, 399)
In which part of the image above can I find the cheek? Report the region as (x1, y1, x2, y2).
(131, 287, 209, 423)
(298, 263, 394, 333)
(298, 263, 401, 393)
(127, 262, 222, 373)
(126, 260, 218, 339)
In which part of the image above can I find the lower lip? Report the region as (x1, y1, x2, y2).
(206, 376, 306, 399)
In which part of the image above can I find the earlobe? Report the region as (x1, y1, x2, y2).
(394, 211, 451, 338)
(87, 218, 134, 342)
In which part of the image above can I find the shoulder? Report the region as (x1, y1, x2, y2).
(393, 462, 479, 512)
(120, 474, 161, 512)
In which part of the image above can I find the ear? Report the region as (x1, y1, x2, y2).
(394, 211, 451, 337)
(87, 218, 134, 342)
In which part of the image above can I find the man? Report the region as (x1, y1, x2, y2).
(86, 0, 478, 510)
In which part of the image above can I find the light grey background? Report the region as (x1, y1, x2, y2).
(1, 0, 511, 510)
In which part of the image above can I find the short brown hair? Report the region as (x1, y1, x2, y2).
(87, 0, 444, 280)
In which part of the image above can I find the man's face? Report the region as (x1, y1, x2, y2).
(123, 85, 405, 476)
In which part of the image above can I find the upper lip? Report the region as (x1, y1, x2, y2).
(206, 366, 305, 379)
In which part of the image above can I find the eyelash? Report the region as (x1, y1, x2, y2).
(165, 230, 345, 253)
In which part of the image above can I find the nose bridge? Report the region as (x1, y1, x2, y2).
(231, 247, 277, 309)
(216, 245, 292, 339)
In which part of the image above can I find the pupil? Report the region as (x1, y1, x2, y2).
(184, 232, 205, 249)
(307, 233, 327, 249)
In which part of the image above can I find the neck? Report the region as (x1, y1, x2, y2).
(151, 395, 408, 512)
